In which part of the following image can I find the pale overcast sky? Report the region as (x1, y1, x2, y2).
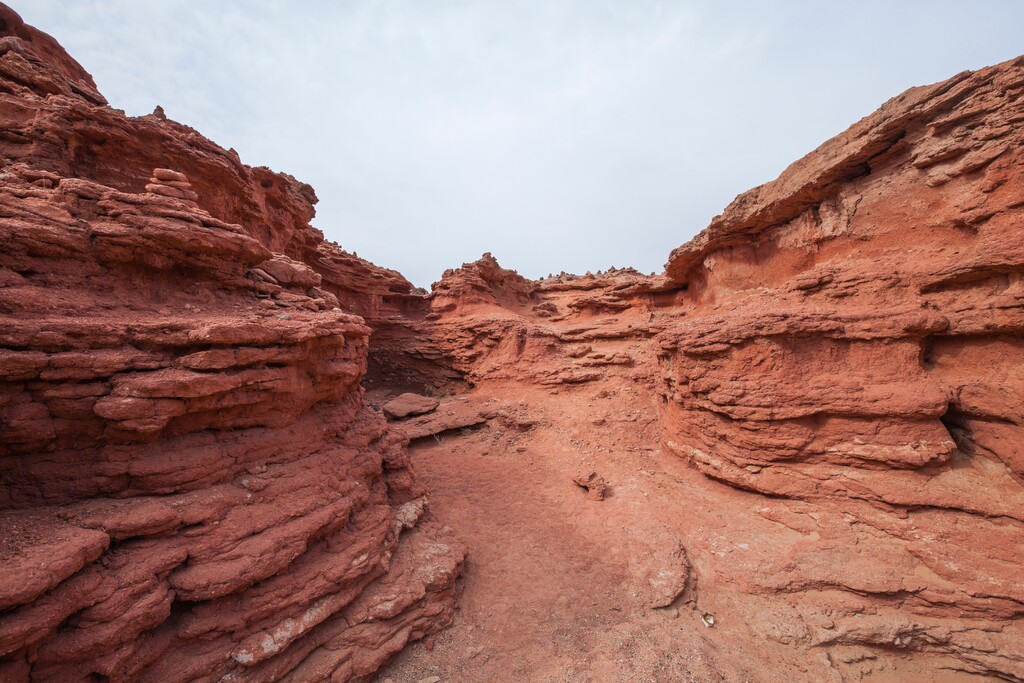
(15, 1, 1024, 287)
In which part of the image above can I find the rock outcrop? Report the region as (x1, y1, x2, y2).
(0, 4, 452, 395)
(419, 256, 664, 388)
(382, 394, 440, 421)
(654, 56, 1024, 679)
(0, 6, 462, 682)
(2, 2, 1023, 681)
(399, 58, 1024, 681)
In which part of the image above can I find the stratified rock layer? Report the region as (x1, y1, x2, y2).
(0, 3, 451, 394)
(0, 6, 462, 682)
(404, 57, 1024, 680)
(655, 56, 1024, 678)
(3, 2, 1023, 680)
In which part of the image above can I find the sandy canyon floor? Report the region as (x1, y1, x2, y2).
(373, 384, 991, 683)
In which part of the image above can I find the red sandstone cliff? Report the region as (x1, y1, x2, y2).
(0, 6, 462, 681)
(2, 3, 1023, 681)
(655, 56, 1024, 678)
(0, 4, 451, 394)
(392, 58, 1024, 680)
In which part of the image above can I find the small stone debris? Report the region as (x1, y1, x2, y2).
(573, 471, 608, 500)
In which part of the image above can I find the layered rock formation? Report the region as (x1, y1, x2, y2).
(0, 6, 462, 682)
(2, 2, 1023, 681)
(0, 3, 449, 394)
(654, 57, 1024, 678)
(396, 58, 1024, 680)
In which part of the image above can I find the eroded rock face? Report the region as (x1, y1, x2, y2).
(3, 2, 1023, 680)
(0, 6, 462, 682)
(0, 3, 453, 396)
(654, 56, 1024, 678)
(421, 256, 666, 388)
(405, 59, 1024, 680)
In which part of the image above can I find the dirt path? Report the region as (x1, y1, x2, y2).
(372, 383, 993, 682)
(374, 386, 762, 683)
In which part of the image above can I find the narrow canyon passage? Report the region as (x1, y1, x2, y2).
(373, 383, 807, 683)
(376, 382, 1010, 683)
(375, 385, 726, 682)
(1, 7, 1022, 681)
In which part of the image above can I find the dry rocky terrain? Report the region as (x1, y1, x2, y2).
(0, 4, 1021, 682)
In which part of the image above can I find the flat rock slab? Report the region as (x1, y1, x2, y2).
(396, 398, 488, 440)
(383, 393, 440, 420)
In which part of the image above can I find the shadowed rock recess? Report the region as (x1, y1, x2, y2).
(0, 4, 1022, 682)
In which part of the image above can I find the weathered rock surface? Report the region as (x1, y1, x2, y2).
(383, 56, 1024, 681)
(0, 3, 453, 396)
(393, 398, 490, 442)
(382, 394, 440, 421)
(653, 55, 1024, 679)
(3, 2, 1023, 681)
(420, 256, 662, 390)
(0, 7, 463, 682)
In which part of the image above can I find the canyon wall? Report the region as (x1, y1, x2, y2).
(655, 56, 1024, 678)
(2, 3, 1022, 680)
(0, 4, 452, 393)
(0, 6, 462, 681)
(415, 59, 1024, 680)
